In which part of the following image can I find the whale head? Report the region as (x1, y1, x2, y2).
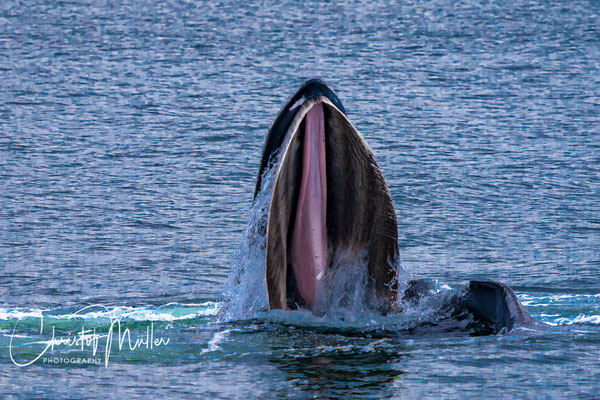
(254, 79, 399, 312)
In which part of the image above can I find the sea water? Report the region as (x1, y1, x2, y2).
(1, 0, 599, 398)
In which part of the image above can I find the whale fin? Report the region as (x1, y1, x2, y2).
(465, 280, 541, 333)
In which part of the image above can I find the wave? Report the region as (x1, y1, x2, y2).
(0, 293, 598, 330)
(0, 302, 220, 323)
(519, 292, 600, 326)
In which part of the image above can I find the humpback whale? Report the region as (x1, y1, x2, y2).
(253, 79, 541, 334)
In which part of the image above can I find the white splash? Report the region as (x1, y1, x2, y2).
(201, 329, 231, 354)
(218, 162, 276, 321)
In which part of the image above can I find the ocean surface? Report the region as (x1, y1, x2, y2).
(1, 0, 599, 398)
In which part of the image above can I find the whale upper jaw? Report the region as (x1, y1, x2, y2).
(257, 81, 399, 311)
(254, 79, 346, 200)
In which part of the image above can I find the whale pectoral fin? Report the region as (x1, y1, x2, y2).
(465, 280, 540, 333)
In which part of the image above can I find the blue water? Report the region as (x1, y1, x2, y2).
(1, 0, 599, 398)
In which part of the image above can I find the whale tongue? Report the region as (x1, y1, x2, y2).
(289, 103, 328, 307)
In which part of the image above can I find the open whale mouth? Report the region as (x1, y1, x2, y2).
(254, 80, 399, 311)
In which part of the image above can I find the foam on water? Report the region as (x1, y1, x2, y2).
(0, 302, 219, 323)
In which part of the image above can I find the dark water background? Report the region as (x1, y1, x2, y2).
(1, 0, 599, 398)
